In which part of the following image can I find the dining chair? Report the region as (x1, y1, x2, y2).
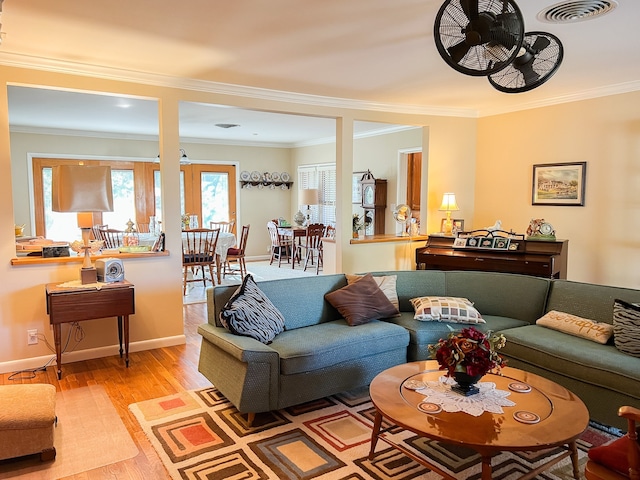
(223, 224, 250, 279)
(267, 221, 294, 267)
(585, 406, 640, 480)
(302, 223, 325, 274)
(101, 228, 124, 249)
(92, 224, 108, 241)
(182, 228, 220, 295)
(209, 220, 236, 234)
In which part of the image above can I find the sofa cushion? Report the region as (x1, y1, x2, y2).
(325, 273, 399, 326)
(219, 274, 285, 344)
(536, 310, 613, 344)
(384, 313, 529, 361)
(500, 325, 640, 398)
(410, 296, 485, 324)
(547, 280, 640, 325)
(346, 274, 400, 312)
(613, 299, 640, 357)
(270, 319, 409, 375)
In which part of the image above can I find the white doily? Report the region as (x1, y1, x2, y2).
(417, 375, 515, 416)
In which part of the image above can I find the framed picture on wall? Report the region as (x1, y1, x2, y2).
(352, 171, 365, 204)
(532, 162, 586, 206)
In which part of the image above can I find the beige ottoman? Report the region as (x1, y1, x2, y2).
(0, 384, 57, 461)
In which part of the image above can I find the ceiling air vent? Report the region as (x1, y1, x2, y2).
(538, 0, 618, 23)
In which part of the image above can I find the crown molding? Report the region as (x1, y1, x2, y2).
(0, 52, 478, 118)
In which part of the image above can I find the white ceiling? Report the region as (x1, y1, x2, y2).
(2, 0, 639, 146)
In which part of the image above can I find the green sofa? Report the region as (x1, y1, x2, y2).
(198, 270, 640, 429)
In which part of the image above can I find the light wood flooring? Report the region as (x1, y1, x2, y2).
(0, 302, 209, 479)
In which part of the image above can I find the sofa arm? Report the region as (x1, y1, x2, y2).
(198, 323, 277, 362)
(197, 323, 280, 413)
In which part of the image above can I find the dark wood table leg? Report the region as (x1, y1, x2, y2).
(117, 315, 123, 358)
(124, 315, 130, 367)
(368, 411, 383, 459)
(481, 456, 492, 480)
(53, 323, 62, 379)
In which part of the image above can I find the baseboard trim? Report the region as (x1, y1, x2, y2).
(0, 335, 186, 375)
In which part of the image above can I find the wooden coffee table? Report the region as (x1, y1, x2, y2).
(369, 361, 589, 480)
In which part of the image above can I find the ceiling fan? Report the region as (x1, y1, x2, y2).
(487, 31, 564, 93)
(433, 0, 526, 76)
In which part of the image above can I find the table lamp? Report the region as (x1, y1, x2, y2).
(299, 188, 319, 226)
(52, 165, 114, 284)
(439, 192, 459, 235)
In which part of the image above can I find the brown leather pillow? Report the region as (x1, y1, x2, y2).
(325, 273, 399, 326)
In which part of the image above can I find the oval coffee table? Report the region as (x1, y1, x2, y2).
(369, 360, 589, 480)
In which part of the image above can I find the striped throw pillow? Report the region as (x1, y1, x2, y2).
(613, 298, 640, 358)
(219, 274, 285, 344)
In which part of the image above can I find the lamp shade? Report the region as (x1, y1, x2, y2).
(299, 188, 319, 205)
(51, 165, 114, 212)
(438, 192, 459, 212)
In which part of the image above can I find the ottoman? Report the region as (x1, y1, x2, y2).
(0, 384, 57, 461)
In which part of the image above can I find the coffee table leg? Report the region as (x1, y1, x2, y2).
(569, 441, 580, 479)
(368, 411, 383, 460)
(481, 456, 492, 480)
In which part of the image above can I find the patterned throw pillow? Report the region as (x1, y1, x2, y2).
(536, 310, 614, 344)
(613, 298, 640, 357)
(219, 274, 285, 344)
(410, 296, 484, 324)
(345, 274, 400, 312)
(325, 273, 399, 326)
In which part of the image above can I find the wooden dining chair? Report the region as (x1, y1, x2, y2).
(92, 224, 108, 241)
(302, 223, 325, 274)
(181, 228, 220, 295)
(101, 228, 124, 249)
(223, 224, 250, 279)
(585, 406, 640, 480)
(209, 220, 235, 234)
(267, 221, 293, 267)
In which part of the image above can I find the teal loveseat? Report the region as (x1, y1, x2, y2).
(198, 270, 640, 429)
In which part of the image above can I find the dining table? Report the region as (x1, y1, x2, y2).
(277, 226, 307, 267)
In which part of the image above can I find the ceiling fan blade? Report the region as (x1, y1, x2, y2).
(515, 61, 540, 84)
(448, 40, 472, 64)
(460, 0, 479, 21)
(529, 35, 551, 53)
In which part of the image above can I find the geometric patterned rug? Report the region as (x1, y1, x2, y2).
(129, 387, 618, 480)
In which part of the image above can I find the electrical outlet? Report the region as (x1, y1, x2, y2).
(27, 329, 38, 345)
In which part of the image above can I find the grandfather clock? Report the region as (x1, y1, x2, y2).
(360, 170, 387, 235)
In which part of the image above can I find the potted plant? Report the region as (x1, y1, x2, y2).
(428, 326, 506, 395)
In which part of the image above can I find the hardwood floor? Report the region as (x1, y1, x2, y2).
(0, 302, 210, 479)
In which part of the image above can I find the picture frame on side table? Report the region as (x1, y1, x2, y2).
(532, 162, 586, 206)
(441, 218, 464, 233)
(352, 171, 366, 204)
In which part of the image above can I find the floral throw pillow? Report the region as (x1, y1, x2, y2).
(613, 298, 640, 357)
(410, 296, 484, 324)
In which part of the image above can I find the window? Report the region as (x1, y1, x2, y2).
(298, 163, 336, 225)
(32, 158, 236, 240)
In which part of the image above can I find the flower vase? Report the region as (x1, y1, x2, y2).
(352, 231, 359, 239)
(451, 371, 483, 396)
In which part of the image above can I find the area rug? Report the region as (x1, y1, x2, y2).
(129, 386, 618, 480)
(0, 385, 138, 480)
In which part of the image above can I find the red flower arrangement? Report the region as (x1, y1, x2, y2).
(428, 326, 507, 377)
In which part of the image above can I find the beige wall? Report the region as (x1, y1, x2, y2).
(2, 65, 465, 373)
(476, 91, 640, 288)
